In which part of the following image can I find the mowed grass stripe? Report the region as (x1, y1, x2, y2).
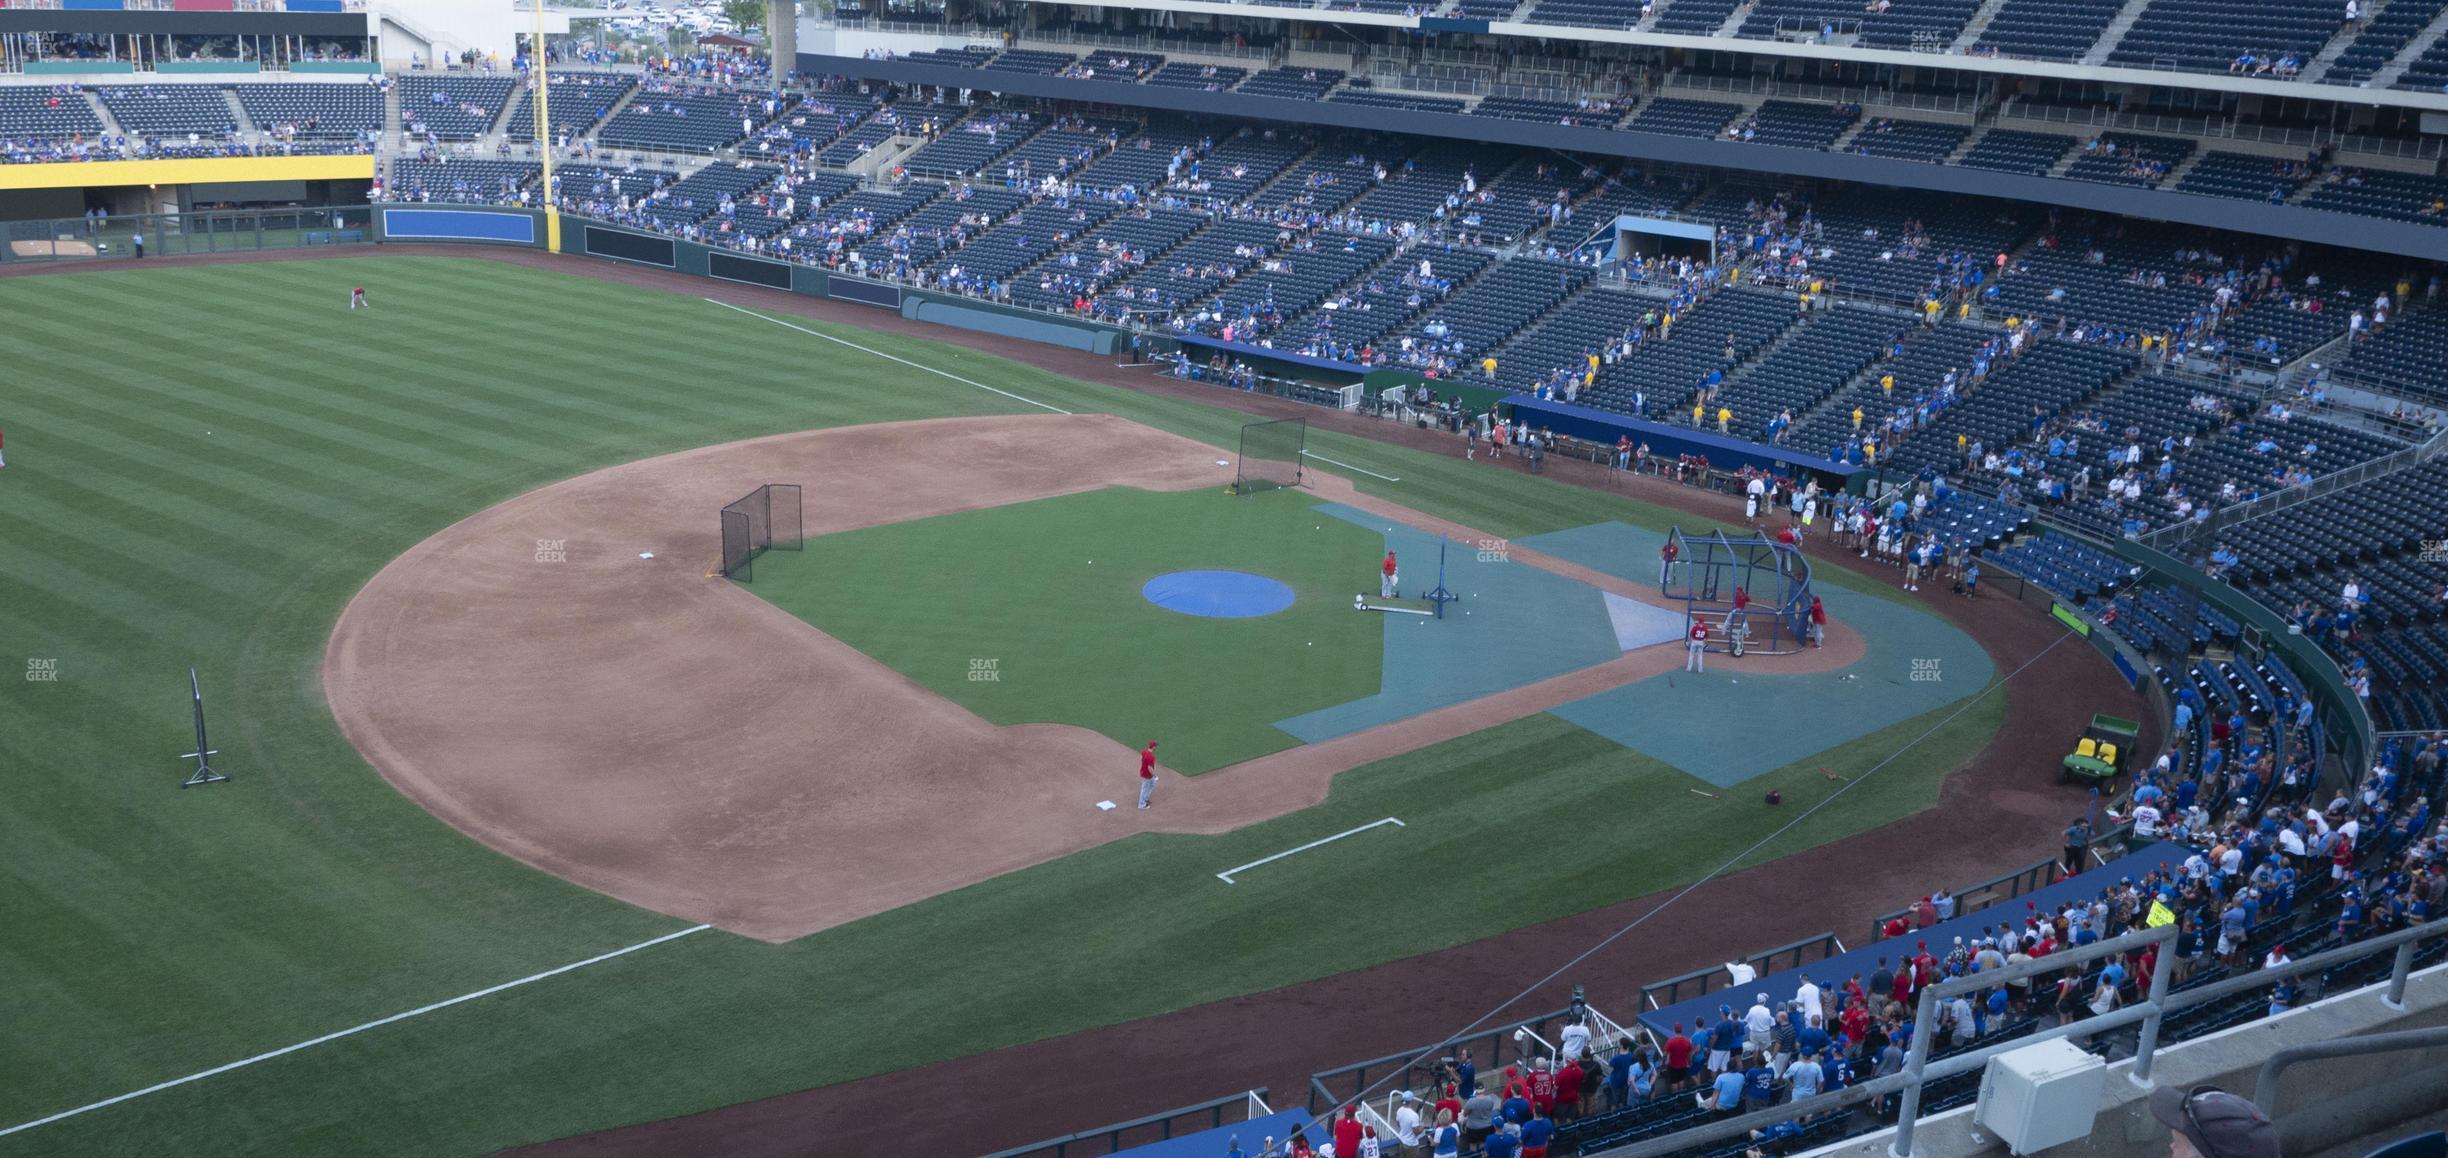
(0, 522, 226, 645)
(9, 352, 482, 507)
(297, 267, 975, 429)
(0, 498, 268, 608)
(0, 465, 294, 585)
(2, 386, 370, 530)
(16, 287, 552, 481)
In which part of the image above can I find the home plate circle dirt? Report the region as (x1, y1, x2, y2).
(323, 413, 1862, 942)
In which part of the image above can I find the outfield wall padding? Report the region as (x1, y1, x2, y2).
(901, 294, 1115, 355)
(378, 207, 538, 245)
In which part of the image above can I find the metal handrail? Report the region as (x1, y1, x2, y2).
(2252, 1024, 2448, 1111)
(1866, 857, 2062, 939)
(978, 1088, 1271, 1158)
(1589, 917, 2448, 1158)
(2136, 423, 2442, 550)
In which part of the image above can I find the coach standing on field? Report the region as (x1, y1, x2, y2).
(1137, 741, 1159, 809)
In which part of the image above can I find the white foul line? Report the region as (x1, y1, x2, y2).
(704, 298, 1071, 415)
(0, 923, 713, 1140)
(1299, 450, 1399, 482)
(1217, 818, 1405, 883)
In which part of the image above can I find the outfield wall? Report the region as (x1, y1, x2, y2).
(0, 154, 375, 193)
(366, 204, 1121, 355)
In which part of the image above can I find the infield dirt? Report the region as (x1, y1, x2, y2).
(324, 412, 1861, 942)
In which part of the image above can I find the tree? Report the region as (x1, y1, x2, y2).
(721, 0, 765, 34)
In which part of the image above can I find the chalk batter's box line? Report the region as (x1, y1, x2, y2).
(1216, 817, 1405, 883)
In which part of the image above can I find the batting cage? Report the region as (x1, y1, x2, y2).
(1233, 417, 1307, 495)
(1661, 527, 1813, 655)
(719, 483, 803, 582)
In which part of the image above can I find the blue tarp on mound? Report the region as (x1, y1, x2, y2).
(1636, 841, 2192, 1039)
(1143, 570, 1299, 618)
(1111, 1107, 1323, 1157)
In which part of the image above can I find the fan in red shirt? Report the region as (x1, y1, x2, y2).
(1552, 1058, 1585, 1121)
(1333, 1105, 1362, 1158)
(1433, 1083, 1463, 1126)
(1662, 1025, 1695, 1087)
(1529, 1060, 1557, 1114)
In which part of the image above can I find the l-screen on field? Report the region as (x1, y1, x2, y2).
(1, 258, 2011, 1156)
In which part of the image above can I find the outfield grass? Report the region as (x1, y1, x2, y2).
(0, 256, 2005, 1155)
(748, 486, 1383, 773)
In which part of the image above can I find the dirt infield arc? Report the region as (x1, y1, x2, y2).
(324, 412, 1865, 943)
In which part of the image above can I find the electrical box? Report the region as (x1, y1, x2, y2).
(1974, 1037, 2108, 1155)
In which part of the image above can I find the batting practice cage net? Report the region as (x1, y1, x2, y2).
(719, 483, 803, 582)
(1660, 527, 1813, 655)
(1234, 417, 1307, 495)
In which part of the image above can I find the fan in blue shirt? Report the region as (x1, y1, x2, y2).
(1711, 1070, 1747, 1111)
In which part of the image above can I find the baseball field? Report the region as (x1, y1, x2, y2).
(0, 254, 2018, 1155)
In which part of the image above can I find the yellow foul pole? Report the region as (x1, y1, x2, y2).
(534, 0, 559, 252)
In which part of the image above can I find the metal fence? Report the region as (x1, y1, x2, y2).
(1635, 932, 1846, 1012)
(1589, 916, 2448, 1158)
(979, 1089, 1271, 1158)
(1304, 1006, 1576, 1115)
(1867, 857, 2062, 941)
(0, 207, 373, 264)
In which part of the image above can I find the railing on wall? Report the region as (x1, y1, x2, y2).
(1634, 932, 1846, 1012)
(0, 206, 373, 264)
(1865, 857, 2060, 941)
(1304, 1007, 1575, 1115)
(979, 1089, 1272, 1158)
(1590, 918, 2448, 1158)
(2135, 422, 2447, 551)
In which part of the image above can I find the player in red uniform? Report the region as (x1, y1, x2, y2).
(1686, 618, 1709, 673)
(350, 286, 369, 310)
(1136, 741, 1158, 810)
(1380, 550, 1399, 599)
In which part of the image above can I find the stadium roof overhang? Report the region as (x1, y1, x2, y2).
(1013, 0, 2448, 115)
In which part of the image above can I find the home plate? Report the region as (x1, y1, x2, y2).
(1095, 800, 1117, 811)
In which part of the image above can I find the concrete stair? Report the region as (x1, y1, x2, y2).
(2299, 0, 2391, 83)
(82, 90, 122, 137)
(2080, 0, 2161, 65)
(382, 77, 403, 151)
(2366, 0, 2448, 87)
(222, 89, 255, 136)
(1948, 0, 2019, 53)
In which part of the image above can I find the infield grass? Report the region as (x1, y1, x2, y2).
(0, 255, 2011, 1156)
(745, 486, 1383, 773)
